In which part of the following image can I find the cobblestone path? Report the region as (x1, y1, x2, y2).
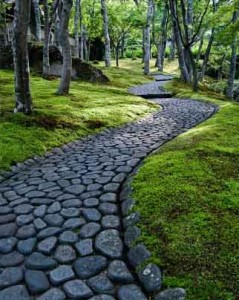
(0, 76, 217, 299)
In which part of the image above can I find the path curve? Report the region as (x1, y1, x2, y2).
(0, 76, 217, 299)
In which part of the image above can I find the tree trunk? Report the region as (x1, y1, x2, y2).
(188, 46, 198, 91)
(116, 45, 120, 67)
(42, 0, 51, 77)
(32, 0, 41, 41)
(56, 0, 73, 95)
(156, 3, 168, 71)
(196, 32, 204, 63)
(226, 11, 238, 99)
(12, 0, 32, 114)
(169, 0, 190, 82)
(74, 0, 80, 58)
(200, 29, 215, 79)
(121, 35, 125, 58)
(53, 6, 60, 47)
(101, 0, 111, 67)
(169, 31, 176, 60)
(187, 0, 193, 39)
(144, 0, 154, 75)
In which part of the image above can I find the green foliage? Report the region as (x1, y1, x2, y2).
(132, 81, 239, 299)
(0, 63, 157, 171)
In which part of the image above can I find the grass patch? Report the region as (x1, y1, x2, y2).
(0, 60, 157, 171)
(132, 80, 239, 299)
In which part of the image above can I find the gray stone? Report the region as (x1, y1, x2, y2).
(100, 193, 117, 203)
(80, 191, 102, 200)
(95, 177, 112, 184)
(0, 206, 12, 215)
(48, 202, 61, 213)
(37, 227, 62, 239)
(127, 244, 151, 268)
(17, 238, 36, 255)
(64, 185, 86, 195)
(75, 239, 93, 256)
(33, 205, 47, 218)
(112, 173, 126, 183)
(87, 275, 114, 295)
(103, 183, 120, 193)
(25, 270, 50, 294)
(82, 208, 102, 222)
(124, 226, 141, 248)
(63, 279, 93, 299)
(14, 204, 34, 215)
(0, 223, 17, 238)
(60, 208, 79, 218)
(16, 214, 34, 226)
(25, 252, 57, 270)
(99, 203, 118, 215)
(59, 231, 78, 244)
(74, 256, 107, 279)
(62, 199, 82, 208)
(83, 198, 99, 208)
(121, 199, 135, 216)
(0, 251, 24, 267)
(154, 288, 186, 300)
(0, 267, 24, 289)
(123, 212, 140, 229)
(137, 264, 162, 292)
(16, 224, 36, 239)
(49, 265, 75, 285)
(37, 237, 58, 254)
(0, 214, 16, 225)
(79, 222, 101, 238)
(0, 237, 17, 254)
(87, 183, 102, 191)
(89, 295, 115, 300)
(95, 230, 123, 259)
(34, 218, 47, 230)
(37, 288, 66, 300)
(0, 285, 30, 300)
(25, 191, 46, 198)
(102, 215, 120, 229)
(63, 218, 85, 230)
(44, 214, 64, 227)
(108, 260, 134, 283)
(117, 284, 147, 300)
(54, 245, 76, 263)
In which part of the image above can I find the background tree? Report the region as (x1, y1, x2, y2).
(101, 0, 111, 67)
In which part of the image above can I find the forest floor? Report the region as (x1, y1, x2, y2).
(0, 61, 157, 171)
(132, 79, 239, 299)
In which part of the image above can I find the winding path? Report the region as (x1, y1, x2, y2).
(0, 76, 217, 300)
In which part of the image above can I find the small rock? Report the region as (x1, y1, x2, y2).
(95, 230, 123, 259)
(47, 202, 61, 214)
(138, 264, 162, 292)
(37, 237, 58, 255)
(0, 223, 17, 238)
(34, 218, 47, 231)
(0, 285, 30, 300)
(37, 288, 66, 300)
(79, 222, 101, 238)
(44, 215, 64, 227)
(75, 239, 93, 256)
(59, 231, 78, 244)
(0, 267, 23, 289)
(89, 295, 115, 300)
(25, 252, 57, 270)
(102, 215, 120, 229)
(61, 208, 80, 218)
(62, 199, 82, 208)
(117, 284, 147, 300)
(63, 279, 93, 299)
(0, 251, 24, 267)
(16, 214, 34, 226)
(64, 185, 86, 195)
(63, 218, 85, 230)
(33, 205, 47, 218)
(127, 244, 151, 268)
(82, 208, 102, 222)
(83, 198, 99, 208)
(87, 275, 114, 295)
(108, 260, 134, 283)
(100, 193, 117, 203)
(0, 237, 18, 254)
(124, 226, 141, 248)
(14, 204, 34, 215)
(99, 203, 118, 215)
(54, 245, 76, 263)
(17, 238, 36, 255)
(25, 270, 50, 294)
(153, 288, 186, 300)
(16, 224, 36, 240)
(74, 256, 107, 279)
(49, 265, 75, 285)
(37, 227, 62, 240)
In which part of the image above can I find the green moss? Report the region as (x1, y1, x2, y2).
(132, 81, 239, 299)
(0, 62, 157, 171)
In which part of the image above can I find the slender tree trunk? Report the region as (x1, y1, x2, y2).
(200, 29, 215, 79)
(74, 0, 80, 58)
(187, 0, 193, 39)
(121, 35, 125, 58)
(196, 32, 204, 63)
(218, 54, 225, 80)
(101, 0, 111, 67)
(187, 46, 198, 91)
(169, 0, 190, 82)
(32, 0, 41, 41)
(144, 0, 154, 75)
(116, 45, 120, 67)
(142, 27, 146, 63)
(156, 3, 168, 71)
(53, 6, 60, 47)
(12, 0, 32, 114)
(56, 0, 73, 95)
(42, 0, 51, 77)
(169, 31, 176, 60)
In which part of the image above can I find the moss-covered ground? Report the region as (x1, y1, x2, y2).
(132, 80, 239, 299)
(0, 61, 157, 171)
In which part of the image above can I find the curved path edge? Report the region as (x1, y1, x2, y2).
(0, 76, 218, 300)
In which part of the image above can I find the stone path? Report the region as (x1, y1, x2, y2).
(0, 75, 217, 299)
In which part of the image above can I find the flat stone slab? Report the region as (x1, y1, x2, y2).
(0, 77, 217, 298)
